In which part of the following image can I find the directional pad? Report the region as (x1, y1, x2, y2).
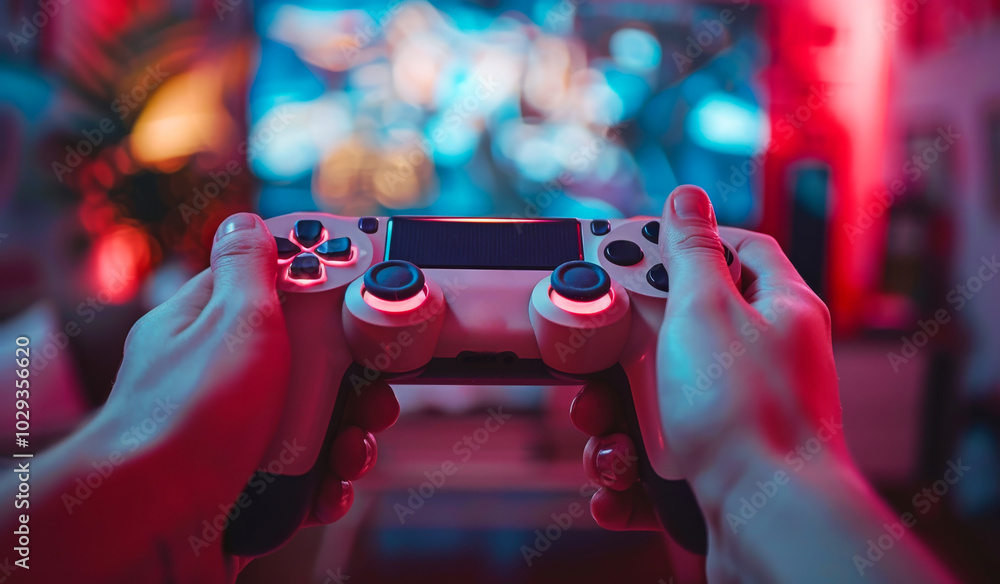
(294, 220, 323, 248)
(315, 237, 352, 261)
(289, 253, 322, 280)
(275, 237, 300, 260)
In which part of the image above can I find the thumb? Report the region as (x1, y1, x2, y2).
(210, 213, 277, 305)
(660, 185, 737, 308)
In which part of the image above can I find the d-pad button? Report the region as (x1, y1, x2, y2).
(275, 237, 300, 260)
(294, 220, 323, 248)
(316, 237, 352, 261)
(289, 253, 322, 280)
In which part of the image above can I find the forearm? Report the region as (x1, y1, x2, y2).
(693, 450, 958, 584)
(0, 413, 226, 583)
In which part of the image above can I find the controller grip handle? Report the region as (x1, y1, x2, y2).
(604, 367, 708, 554)
(223, 368, 357, 556)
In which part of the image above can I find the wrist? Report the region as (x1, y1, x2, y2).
(687, 435, 861, 524)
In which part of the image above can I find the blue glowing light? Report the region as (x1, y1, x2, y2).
(686, 92, 768, 155)
(609, 28, 662, 74)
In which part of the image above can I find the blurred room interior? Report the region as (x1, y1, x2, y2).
(1, 0, 999, 582)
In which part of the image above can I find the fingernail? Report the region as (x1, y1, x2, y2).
(215, 213, 257, 242)
(338, 480, 353, 506)
(672, 187, 713, 221)
(361, 432, 377, 475)
(316, 480, 354, 524)
(594, 442, 622, 486)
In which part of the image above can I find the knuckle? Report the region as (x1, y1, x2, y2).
(804, 294, 833, 333)
(755, 232, 782, 252)
(669, 229, 724, 255)
(124, 310, 156, 351)
(237, 288, 279, 315)
(777, 296, 831, 339)
(213, 235, 276, 266)
(785, 283, 829, 324)
(675, 286, 732, 316)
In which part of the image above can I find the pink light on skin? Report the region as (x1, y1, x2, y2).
(362, 287, 428, 313)
(550, 288, 614, 315)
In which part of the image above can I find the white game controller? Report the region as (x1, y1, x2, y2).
(224, 214, 741, 557)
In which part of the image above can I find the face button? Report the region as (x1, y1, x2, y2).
(275, 237, 300, 260)
(294, 219, 324, 248)
(364, 260, 425, 301)
(551, 261, 611, 302)
(604, 240, 643, 266)
(642, 221, 660, 244)
(358, 217, 379, 234)
(723, 244, 734, 266)
(289, 253, 322, 280)
(315, 237, 352, 261)
(646, 264, 669, 292)
(590, 220, 611, 236)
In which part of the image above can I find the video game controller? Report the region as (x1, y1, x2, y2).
(223, 214, 741, 557)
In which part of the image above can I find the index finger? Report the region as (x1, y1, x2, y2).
(717, 227, 812, 307)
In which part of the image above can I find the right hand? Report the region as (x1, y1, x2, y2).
(571, 184, 849, 527)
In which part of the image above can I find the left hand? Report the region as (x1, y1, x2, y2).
(98, 213, 398, 581)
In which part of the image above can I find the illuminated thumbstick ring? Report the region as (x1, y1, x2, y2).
(363, 260, 425, 301)
(362, 288, 428, 312)
(551, 261, 611, 302)
(549, 288, 614, 314)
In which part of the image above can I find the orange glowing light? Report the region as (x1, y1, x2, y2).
(130, 64, 236, 171)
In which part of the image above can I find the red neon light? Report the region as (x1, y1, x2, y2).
(362, 288, 428, 312)
(550, 288, 613, 315)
